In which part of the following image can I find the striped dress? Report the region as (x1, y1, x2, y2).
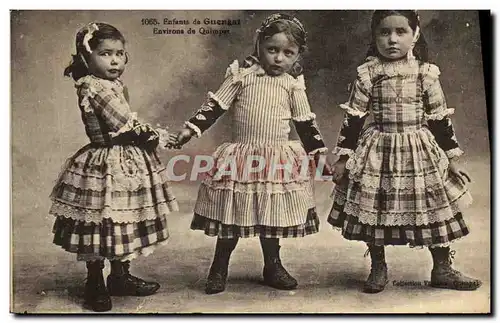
(189, 60, 324, 239)
(328, 56, 472, 247)
(49, 75, 179, 261)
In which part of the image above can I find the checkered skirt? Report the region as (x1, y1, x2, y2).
(52, 215, 169, 261)
(328, 125, 472, 246)
(49, 144, 178, 260)
(191, 208, 319, 239)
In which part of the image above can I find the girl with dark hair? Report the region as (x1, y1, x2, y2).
(50, 22, 178, 312)
(328, 10, 481, 293)
(166, 13, 331, 294)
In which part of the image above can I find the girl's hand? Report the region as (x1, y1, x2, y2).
(165, 133, 181, 149)
(449, 159, 472, 185)
(332, 158, 347, 184)
(165, 128, 193, 149)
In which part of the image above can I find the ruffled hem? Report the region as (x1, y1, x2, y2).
(327, 210, 469, 247)
(342, 172, 448, 191)
(190, 209, 319, 239)
(52, 214, 169, 260)
(49, 199, 179, 224)
(331, 190, 473, 226)
(194, 186, 315, 227)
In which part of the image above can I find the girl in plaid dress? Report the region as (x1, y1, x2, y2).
(50, 22, 178, 312)
(167, 13, 331, 294)
(329, 10, 481, 293)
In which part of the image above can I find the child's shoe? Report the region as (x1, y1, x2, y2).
(205, 264, 229, 294)
(205, 238, 239, 294)
(84, 260, 112, 312)
(261, 238, 298, 290)
(363, 245, 388, 293)
(107, 260, 160, 296)
(429, 247, 482, 291)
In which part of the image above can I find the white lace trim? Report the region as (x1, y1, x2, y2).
(184, 121, 202, 138)
(344, 173, 448, 191)
(308, 147, 328, 156)
(334, 193, 472, 226)
(49, 200, 179, 224)
(208, 91, 229, 110)
(200, 179, 313, 194)
(333, 147, 355, 157)
(445, 147, 464, 159)
(425, 108, 455, 121)
(292, 112, 316, 122)
(339, 103, 369, 117)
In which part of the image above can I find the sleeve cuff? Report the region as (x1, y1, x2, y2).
(445, 147, 464, 159)
(339, 103, 369, 118)
(308, 147, 328, 155)
(425, 108, 455, 121)
(292, 112, 316, 122)
(208, 91, 230, 111)
(333, 146, 355, 157)
(184, 121, 202, 138)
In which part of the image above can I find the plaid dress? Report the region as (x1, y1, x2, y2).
(188, 60, 327, 239)
(49, 75, 178, 261)
(328, 56, 472, 247)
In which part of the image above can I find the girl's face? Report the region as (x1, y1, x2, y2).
(87, 39, 126, 81)
(375, 15, 416, 60)
(259, 32, 300, 76)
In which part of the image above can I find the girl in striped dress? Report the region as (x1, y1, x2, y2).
(329, 10, 481, 293)
(168, 13, 331, 294)
(50, 22, 178, 311)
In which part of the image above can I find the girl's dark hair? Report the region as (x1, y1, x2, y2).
(64, 22, 127, 81)
(366, 10, 429, 62)
(248, 15, 308, 77)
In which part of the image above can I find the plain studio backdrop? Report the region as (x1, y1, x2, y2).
(11, 10, 490, 313)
